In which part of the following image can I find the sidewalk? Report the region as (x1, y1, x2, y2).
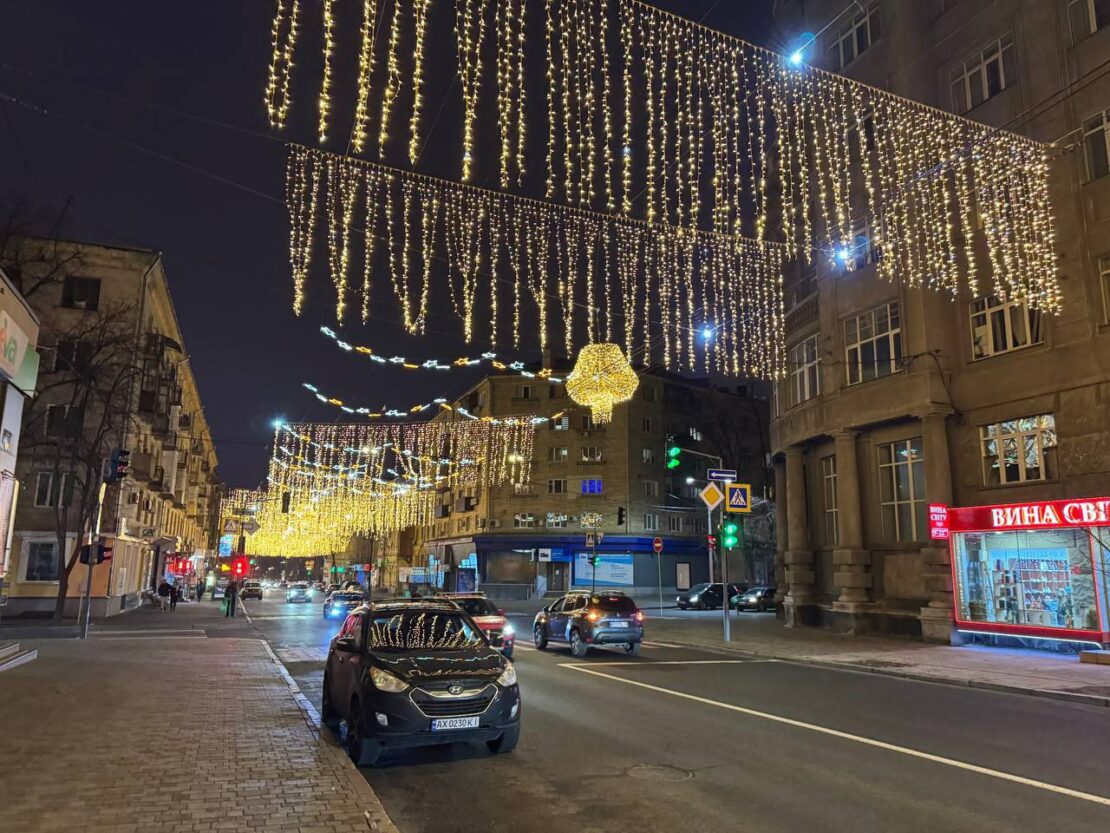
(0, 601, 397, 833)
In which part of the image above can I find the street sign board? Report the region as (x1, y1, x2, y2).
(707, 468, 737, 482)
(241, 519, 260, 535)
(652, 537, 664, 553)
(699, 482, 724, 510)
(725, 483, 752, 514)
(222, 519, 238, 534)
(585, 533, 596, 547)
(928, 503, 950, 540)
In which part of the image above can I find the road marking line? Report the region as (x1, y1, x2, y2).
(91, 629, 200, 636)
(560, 659, 769, 668)
(92, 635, 209, 641)
(560, 664, 1110, 808)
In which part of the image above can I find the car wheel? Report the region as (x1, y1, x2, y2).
(533, 625, 548, 650)
(696, 599, 707, 611)
(346, 704, 381, 767)
(624, 642, 641, 656)
(320, 676, 340, 729)
(570, 629, 588, 658)
(487, 724, 520, 754)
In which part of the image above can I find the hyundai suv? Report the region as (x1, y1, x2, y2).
(533, 591, 644, 657)
(322, 601, 521, 767)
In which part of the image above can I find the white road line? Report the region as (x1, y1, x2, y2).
(92, 635, 209, 641)
(91, 629, 200, 636)
(562, 659, 768, 668)
(561, 664, 1110, 808)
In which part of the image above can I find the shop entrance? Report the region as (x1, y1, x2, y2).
(545, 562, 568, 592)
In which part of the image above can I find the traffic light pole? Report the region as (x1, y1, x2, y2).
(707, 503, 715, 584)
(79, 482, 108, 640)
(721, 529, 731, 643)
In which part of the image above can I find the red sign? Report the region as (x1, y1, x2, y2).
(652, 537, 664, 554)
(949, 497, 1110, 532)
(928, 503, 949, 540)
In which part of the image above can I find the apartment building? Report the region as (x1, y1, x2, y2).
(768, 0, 1110, 645)
(394, 362, 770, 600)
(3, 241, 220, 617)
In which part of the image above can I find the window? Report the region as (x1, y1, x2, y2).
(878, 439, 926, 543)
(668, 515, 683, 533)
(642, 448, 656, 464)
(580, 415, 597, 431)
(513, 483, 536, 496)
(1070, 0, 1110, 42)
(1084, 110, 1110, 181)
(822, 456, 839, 546)
(980, 415, 1057, 485)
(53, 340, 94, 373)
(642, 385, 657, 402)
(845, 301, 902, 384)
(548, 478, 568, 494)
(33, 472, 70, 508)
(789, 335, 820, 406)
(1101, 256, 1110, 321)
(24, 541, 59, 582)
(546, 513, 569, 528)
(642, 417, 653, 433)
(549, 446, 568, 462)
(643, 513, 659, 532)
(828, 2, 881, 69)
(970, 295, 1042, 359)
(688, 427, 703, 442)
(513, 513, 536, 528)
(550, 415, 569, 431)
(644, 479, 659, 498)
(61, 276, 101, 311)
(838, 217, 882, 272)
(581, 446, 603, 462)
(517, 384, 533, 400)
(580, 478, 603, 495)
(548, 383, 565, 399)
(950, 35, 1016, 113)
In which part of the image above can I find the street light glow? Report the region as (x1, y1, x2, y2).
(789, 50, 804, 66)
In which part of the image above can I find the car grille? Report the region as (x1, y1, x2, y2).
(410, 684, 496, 718)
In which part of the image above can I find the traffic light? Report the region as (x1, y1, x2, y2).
(617, 506, 626, 526)
(722, 521, 739, 550)
(665, 437, 682, 470)
(232, 556, 248, 577)
(590, 554, 600, 567)
(706, 534, 717, 550)
(107, 448, 131, 484)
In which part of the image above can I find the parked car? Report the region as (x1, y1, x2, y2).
(324, 591, 366, 620)
(286, 582, 312, 603)
(533, 591, 644, 658)
(732, 586, 776, 612)
(240, 580, 263, 601)
(676, 583, 745, 610)
(436, 593, 515, 659)
(322, 600, 520, 766)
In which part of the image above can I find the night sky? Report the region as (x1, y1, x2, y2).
(0, 0, 775, 487)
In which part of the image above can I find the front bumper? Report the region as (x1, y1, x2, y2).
(357, 683, 521, 750)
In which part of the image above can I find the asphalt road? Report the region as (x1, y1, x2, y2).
(244, 594, 1110, 833)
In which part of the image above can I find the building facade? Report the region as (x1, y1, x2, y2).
(391, 364, 771, 600)
(4, 241, 221, 617)
(769, 0, 1110, 644)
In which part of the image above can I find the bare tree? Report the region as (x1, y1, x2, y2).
(701, 394, 772, 491)
(0, 198, 82, 301)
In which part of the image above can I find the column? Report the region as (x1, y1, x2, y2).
(772, 457, 787, 609)
(917, 408, 958, 644)
(832, 431, 873, 628)
(783, 445, 816, 627)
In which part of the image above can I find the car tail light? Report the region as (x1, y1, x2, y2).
(633, 611, 644, 623)
(586, 610, 601, 622)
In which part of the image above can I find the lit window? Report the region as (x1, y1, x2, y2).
(580, 479, 603, 495)
(1069, 0, 1110, 42)
(548, 479, 568, 494)
(970, 295, 1042, 359)
(549, 446, 568, 462)
(838, 217, 882, 272)
(550, 416, 569, 431)
(513, 513, 535, 528)
(877, 439, 926, 543)
(546, 513, 568, 529)
(1084, 110, 1110, 181)
(822, 456, 839, 546)
(828, 2, 881, 69)
(643, 513, 659, 532)
(789, 335, 820, 406)
(845, 302, 902, 384)
(688, 427, 703, 442)
(644, 480, 659, 498)
(950, 35, 1017, 113)
(581, 447, 603, 462)
(642, 448, 656, 464)
(980, 415, 1057, 485)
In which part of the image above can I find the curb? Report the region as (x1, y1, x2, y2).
(645, 638, 1110, 708)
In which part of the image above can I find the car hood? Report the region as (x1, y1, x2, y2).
(371, 647, 505, 684)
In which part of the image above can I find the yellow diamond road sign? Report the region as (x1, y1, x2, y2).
(699, 482, 724, 510)
(726, 483, 753, 514)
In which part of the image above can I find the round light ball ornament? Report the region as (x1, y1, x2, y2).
(566, 343, 640, 424)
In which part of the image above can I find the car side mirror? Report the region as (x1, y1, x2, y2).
(334, 636, 357, 652)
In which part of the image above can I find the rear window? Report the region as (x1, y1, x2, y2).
(454, 598, 499, 617)
(591, 594, 637, 613)
(367, 610, 484, 651)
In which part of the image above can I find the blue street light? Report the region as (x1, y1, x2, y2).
(272, 417, 287, 430)
(789, 50, 805, 67)
(702, 327, 714, 340)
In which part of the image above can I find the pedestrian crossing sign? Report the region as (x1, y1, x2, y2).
(725, 483, 752, 514)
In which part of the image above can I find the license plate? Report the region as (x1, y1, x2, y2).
(608, 620, 629, 628)
(431, 716, 480, 731)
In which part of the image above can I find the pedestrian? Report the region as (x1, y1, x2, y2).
(195, 579, 205, 602)
(225, 579, 238, 618)
(169, 583, 179, 612)
(157, 579, 171, 612)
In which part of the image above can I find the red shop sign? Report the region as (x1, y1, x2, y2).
(928, 503, 950, 540)
(949, 497, 1110, 532)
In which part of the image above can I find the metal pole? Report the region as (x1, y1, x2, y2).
(80, 482, 108, 640)
(657, 547, 663, 618)
(590, 540, 596, 595)
(707, 503, 714, 584)
(722, 533, 731, 642)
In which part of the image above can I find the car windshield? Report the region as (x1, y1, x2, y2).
(367, 610, 485, 651)
(243, 581, 260, 587)
(453, 598, 499, 617)
(688, 583, 711, 594)
(591, 594, 637, 613)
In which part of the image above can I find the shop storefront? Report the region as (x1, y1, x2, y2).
(948, 498, 1110, 647)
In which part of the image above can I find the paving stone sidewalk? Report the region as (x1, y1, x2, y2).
(0, 626, 397, 833)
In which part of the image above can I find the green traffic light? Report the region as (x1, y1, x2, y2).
(723, 522, 738, 534)
(723, 535, 738, 548)
(666, 459, 681, 469)
(667, 446, 681, 458)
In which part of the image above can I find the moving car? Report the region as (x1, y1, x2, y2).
(533, 591, 644, 658)
(732, 586, 776, 612)
(321, 600, 521, 767)
(436, 593, 515, 659)
(286, 582, 312, 603)
(324, 591, 366, 619)
(676, 582, 745, 610)
(240, 580, 263, 601)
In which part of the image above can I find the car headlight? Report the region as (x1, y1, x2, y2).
(502, 623, 515, 637)
(689, 595, 700, 602)
(369, 666, 408, 693)
(497, 663, 518, 687)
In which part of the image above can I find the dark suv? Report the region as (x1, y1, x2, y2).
(533, 591, 644, 657)
(322, 601, 521, 767)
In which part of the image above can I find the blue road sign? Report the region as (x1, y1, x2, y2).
(725, 483, 752, 514)
(708, 468, 738, 482)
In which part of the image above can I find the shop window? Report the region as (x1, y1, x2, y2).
(643, 513, 659, 532)
(828, 2, 881, 69)
(845, 302, 902, 385)
(980, 415, 1057, 485)
(24, 541, 59, 582)
(1084, 110, 1110, 181)
(788, 335, 820, 407)
(1070, 0, 1110, 42)
(877, 439, 926, 542)
(822, 456, 839, 546)
(950, 34, 1017, 114)
(970, 295, 1042, 359)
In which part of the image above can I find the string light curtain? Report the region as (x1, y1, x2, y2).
(265, 0, 1060, 313)
(287, 144, 787, 378)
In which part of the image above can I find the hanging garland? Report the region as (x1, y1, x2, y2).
(287, 144, 787, 379)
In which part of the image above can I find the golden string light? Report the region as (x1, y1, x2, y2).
(351, 0, 381, 154)
(317, 0, 337, 144)
(379, 0, 406, 157)
(264, 0, 300, 128)
(409, 0, 434, 163)
(566, 342, 639, 424)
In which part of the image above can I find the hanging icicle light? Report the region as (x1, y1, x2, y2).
(566, 343, 639, 424)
